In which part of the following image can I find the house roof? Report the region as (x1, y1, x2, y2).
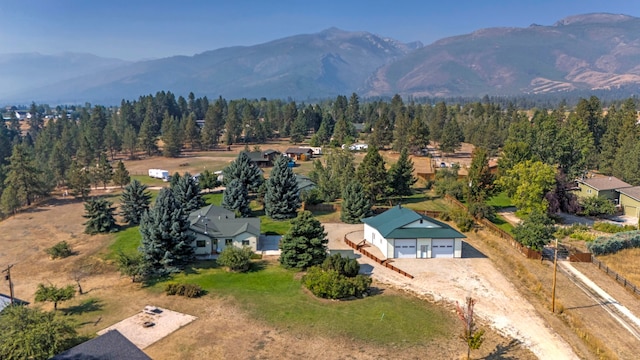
(0, 294, 29, 313)
(245, 151, 271, 163)
(188, 205, 260, 238)
(285, 147, 314, 155)
(578, 176, 632, 191)
(295, 174, 316, 192)
(362, 205, 465, 239)
(618, 186, 640, 202)
(51, 330, 151, 360)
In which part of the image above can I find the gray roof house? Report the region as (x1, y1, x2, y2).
(362, 205, 465, 259)
(295, 174, 316, 193)
(188, 205, 260, 256)
(244, 149, 281, 167)
(51, 329, 151, 360)
(575, 175, 632, 202)
(0, 294, 29, 313)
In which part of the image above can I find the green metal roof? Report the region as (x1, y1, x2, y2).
(362, 205, 465, 239)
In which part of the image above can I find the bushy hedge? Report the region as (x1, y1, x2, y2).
(164, 283, 204, 298)
(587, 230, 640, 255)
(321, 253, 360, 277)
(217, 246, 253, 272)
(45, 241, 73, 259)
(302, 267, 371, 299)
(555, 224, 590, 238)
(593, 222, 637, 233)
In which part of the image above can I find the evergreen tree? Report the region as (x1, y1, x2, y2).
(340, 181, 372, 224)
(122, 124, 138, 159)
(103, 124, 122, 160)
(1, 185, 21, 216)
(465, 147, 496, 203)
(138, 114, 158, 156)
(201, 99, 225, 149)
(388, 148, 416, 197)
(392, 112, 411, 152)
(279, 211, 328, 269)
(93, 152, 113, 189)
(171, 172, 205, 214)
(369, 112, 393, 149)
(66, 161, 91, 198)
(183, 113, 202, 150)
(112, 160, 131, 188)
(356, 146, 388, 201)
(221, 178, 251, 217)
(408, 115, 430, 153)
(83, 197, 117, 234)
(198, 169, 220, 192)
(139, 188, 195, 276)
(222, 152, 264, 192)
(265, 155, 301, 219)
(440, 119, 464, 155)
(120, 179, 152, 225)
(4, 143, 47, 206)
(161, 113, 183, 157)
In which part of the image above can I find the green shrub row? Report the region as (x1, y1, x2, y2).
(164, 283, 204, 298)
(569, 231, 596, 242)
(321, 253, 360, 277)
(555, 224, 590, 238)
(302, 267, 371, 299)
(593, 222, 637, 233)
(587, 230, 640, 255)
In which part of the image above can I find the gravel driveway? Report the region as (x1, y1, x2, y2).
(323, 223, 578, 360)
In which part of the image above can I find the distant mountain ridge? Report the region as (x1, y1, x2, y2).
(3, 13, 640, 104)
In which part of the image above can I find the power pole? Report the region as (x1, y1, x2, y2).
(551, 239, 558, 313)
(2, 264, 15, 304)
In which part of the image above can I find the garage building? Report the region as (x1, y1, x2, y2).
(362, 205, 465, 259)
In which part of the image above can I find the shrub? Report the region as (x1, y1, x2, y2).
(555, 224, 590, 238)
(450, 208, 475, 232)
(468, 201, 494, 220)
(303, 266, 372, 299)
(217, 246, 253, 272)
(569, 231, 596, 242)
(164, 283, 204, 298)
(587, 230, 640, 255)
(321, 253, 360, 277)
(593, 222, 637, 233)
(579, 197, 616, 217)
(45, 241, 73, 259)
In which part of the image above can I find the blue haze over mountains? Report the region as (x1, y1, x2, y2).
(2, 13, 640, 105)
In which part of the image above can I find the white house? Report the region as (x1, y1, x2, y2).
(362, 205, 465, 259)
(188, 205, 260, 256)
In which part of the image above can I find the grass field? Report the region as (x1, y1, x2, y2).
(156, 261, 456, 345)
(487, 192, 513, 209)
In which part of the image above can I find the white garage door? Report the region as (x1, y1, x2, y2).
(394, 239, 417, 258)
(432, 239, 454, 258)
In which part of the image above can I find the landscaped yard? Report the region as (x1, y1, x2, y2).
(155, 260, 457, 345)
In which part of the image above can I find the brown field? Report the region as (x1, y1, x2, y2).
(597, 248, 640, 286)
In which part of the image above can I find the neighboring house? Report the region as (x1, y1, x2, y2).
(362, 205, 466, 259)
(245, 149, 281, 167)
(575, 175, 632, 202)
(617, 187, 640, 218)
(300, 146, 322, 155)
(188, 205, 260, 255)
(295, 174, 316, 194)
(51, 330, 151, 360)
(0, 294, 29, 313)
(342, 143, 368, 151)
(285, 147, 314, 161)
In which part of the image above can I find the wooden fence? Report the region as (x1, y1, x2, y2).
(592, 257, 640, 298)
(343, 235, 414, 279)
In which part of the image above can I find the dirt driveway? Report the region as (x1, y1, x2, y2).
(323, 223, 577, 359)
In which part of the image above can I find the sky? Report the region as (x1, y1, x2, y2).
(1, 0, 639, 61)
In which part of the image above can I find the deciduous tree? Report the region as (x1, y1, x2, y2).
(34, 283, 75, 311)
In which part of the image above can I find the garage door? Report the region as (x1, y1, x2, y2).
(432, 239, 454, 258)
(624, 205, 637, 217)
(394, 239, 417, 258)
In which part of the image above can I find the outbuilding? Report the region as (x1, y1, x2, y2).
(361, 205, 465, 259)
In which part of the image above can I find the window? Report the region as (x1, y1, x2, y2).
(587, 189, 592, 194)
(225, 239, 233, 246)
(242, 240, 250, 246)
(196, 240, 206, 248)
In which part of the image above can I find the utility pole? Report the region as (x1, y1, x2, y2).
(551, 239, 558, 313)
(2, 264, 15, 304)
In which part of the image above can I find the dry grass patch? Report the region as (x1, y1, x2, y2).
(598, 247, 640, 285)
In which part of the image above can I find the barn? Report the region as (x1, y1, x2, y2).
(361, 205, 465, 259)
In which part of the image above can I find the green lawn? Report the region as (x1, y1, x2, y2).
(106, 226, 141, 259)
(130, 175, 169, 187)
(492, 214, 515, 234)
(487, 192, 513, 209)
(158, 262, 456, 345)
(203, 192, 223, 206)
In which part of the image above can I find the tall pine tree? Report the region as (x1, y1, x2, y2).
(139, 188, 195, 276)
(120, 179, 152, 225)
(171, 172, 205, 214)
(279, 211, 328, 269)
(265, 155, 301, 219)
(222, 151, 264, 192)
(388, 148, 416, 197)
(221, 178, 251, 217)
(340, 181, 372, 224)
(356, 146, 388, 201)
(83, 197, 117, 234)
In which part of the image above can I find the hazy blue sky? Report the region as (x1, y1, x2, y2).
(1, 0, 639, 61)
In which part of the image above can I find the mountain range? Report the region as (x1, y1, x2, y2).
(3, 13, 640, 105)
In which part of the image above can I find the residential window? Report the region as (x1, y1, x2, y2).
(225, 239, 233, 246)
(587, 189, 592, 194)
(196, 240, 206, 248)
(242, 240, 250, 246)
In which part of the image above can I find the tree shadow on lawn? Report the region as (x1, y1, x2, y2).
(63, 298, 103, 316)
(248, 260, 268, 272)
